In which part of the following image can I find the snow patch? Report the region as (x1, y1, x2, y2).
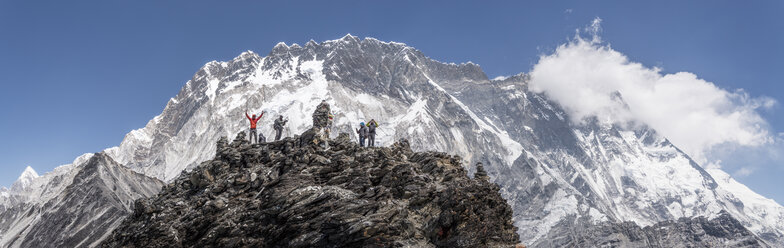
(533, 189, 579, 241)
(493, 75, 510, 81)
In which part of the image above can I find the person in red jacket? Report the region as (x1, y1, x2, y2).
(245, 110, 264, 144)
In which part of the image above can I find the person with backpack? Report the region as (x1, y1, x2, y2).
(366, 119, 379, 147)
(245, 110, 264, 144)
(356, 122, 368, 147)
(273, 115, 288, 141)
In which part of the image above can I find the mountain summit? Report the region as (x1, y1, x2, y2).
(102, 105, 522, 247)
(9, 166, 38, 193)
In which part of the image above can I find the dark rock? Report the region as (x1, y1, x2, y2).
(474, 162, 490, 181)
(102, 127, 521, 248)
(534, 210, 770, 247)
(312, 100, 331, 129)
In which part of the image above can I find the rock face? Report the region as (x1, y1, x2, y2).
(103, 127, 520, 247)
(0, 153, 164, 248)
(536, 211, 767, 247)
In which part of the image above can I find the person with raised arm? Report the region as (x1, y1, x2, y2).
(245, 110, 264, 144)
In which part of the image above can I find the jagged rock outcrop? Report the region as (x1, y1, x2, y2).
(102, 108, 521, 247)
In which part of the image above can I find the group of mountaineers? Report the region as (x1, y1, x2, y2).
(244, 100, 380, 147)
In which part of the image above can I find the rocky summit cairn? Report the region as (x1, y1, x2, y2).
(312, 100, 331, 129)
(101, 104, 522, 248)
(474, 162, 490, 181)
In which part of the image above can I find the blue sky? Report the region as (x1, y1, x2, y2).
(1, 1, 782, 201)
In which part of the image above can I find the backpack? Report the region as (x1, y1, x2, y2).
(359, 126, 368, 137)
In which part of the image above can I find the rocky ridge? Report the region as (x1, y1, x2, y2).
(0, 153, 164, 248)
(102, 113, 521, 247)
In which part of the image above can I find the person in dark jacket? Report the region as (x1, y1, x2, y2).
(356, 122, 368, 147)
(366, 119, 378, 147)
(258, 132, 267, 143)
(273, 115, 288, 141)
(245, 110, 264, 144)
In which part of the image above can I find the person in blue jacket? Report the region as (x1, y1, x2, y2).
(356, 122, 368, 147)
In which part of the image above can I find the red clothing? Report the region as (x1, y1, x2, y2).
(245, 112, 263, 129)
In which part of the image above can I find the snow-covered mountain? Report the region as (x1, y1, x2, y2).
(2, 34, 783, 247)
(457, 74, 784, 246)
(9, 167, 37, 193)
(0, 167, 39, 211)
(0, 153, 163, 247)
(103, 36, 519, 185)
(0, 154, 93, 211)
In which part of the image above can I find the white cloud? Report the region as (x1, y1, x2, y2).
(565, 9, 573, 14)
(704, 160, 722, 170)
(529, 17, 776, 164)
(733, 167, 754, 177)
(585, 17, 602, 44)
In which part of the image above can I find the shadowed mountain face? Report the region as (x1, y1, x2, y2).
(2, 35, 782, 247)
(0, 153, 163, 248)
(102, 120, 521, 247)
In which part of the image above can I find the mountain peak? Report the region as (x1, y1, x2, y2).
(271, 42, 290, 54)
(340, 33, 358, 41)
(273, 41, 288, 49)
(321, 33, 361, 46)
(9, 166, 39, 193)
(20, 166, 39, 179)
(237, 50, 257, 58)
